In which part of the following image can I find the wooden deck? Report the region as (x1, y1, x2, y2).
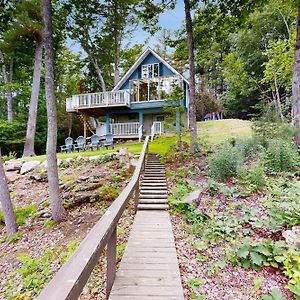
(109, 211, 184, 299)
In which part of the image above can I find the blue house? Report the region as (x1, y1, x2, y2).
(66, 47, 190, 141)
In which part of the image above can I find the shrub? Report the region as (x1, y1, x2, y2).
(99, 184, 120, 201)
(208, 142, 245, 181)
(263, 139, 299, 173)
(283, 249, 300, 297)
(244, 162, 266, 192)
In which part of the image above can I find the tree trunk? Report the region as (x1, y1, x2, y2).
(292, 5, 300, 146)
(274, 77, 284, 121)
(42, 0, 65, 222)
(0, 148, 17, 239)
(0, 50, 13, 122)
(23, 41, 44, 157)
(184, 0, 198, 152)
(88, 52, 106, 92)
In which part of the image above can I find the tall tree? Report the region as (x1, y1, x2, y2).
(184, 0, 198, 152)
(42, 0, 65, 222)
(0, 148, 17, 239)
(293, 4, 300, 145)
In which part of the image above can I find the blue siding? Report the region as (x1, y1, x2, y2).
(119, 52, 176, 90)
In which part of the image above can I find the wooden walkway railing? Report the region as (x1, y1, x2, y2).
(36, 136, 149, 300)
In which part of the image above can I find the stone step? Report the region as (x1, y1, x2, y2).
(137, 204, 169, 210)
(140, 194, 168, 199)
(139, 199, 168, 204)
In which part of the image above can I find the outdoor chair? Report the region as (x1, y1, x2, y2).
(73, 136, 85, 152)
(60, 137, 74, 153)
(103, 133, 114, 149)
(87, 134, 100, 150)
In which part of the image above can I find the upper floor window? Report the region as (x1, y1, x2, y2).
(141, 63, 159, 79)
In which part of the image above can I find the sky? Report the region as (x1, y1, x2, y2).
(131, 1, 185, 46)
(68, 1, 185, 54)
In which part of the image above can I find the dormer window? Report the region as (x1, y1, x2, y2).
(141, 63, 159, 79)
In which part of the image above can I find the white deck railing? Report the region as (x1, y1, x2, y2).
(151, 121, 164, 141)
(66, 91, 130, 112)
(110, 122, 139, 136)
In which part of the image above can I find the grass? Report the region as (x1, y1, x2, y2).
(25, 119, 252, 162)
(197, 119, 252, 144)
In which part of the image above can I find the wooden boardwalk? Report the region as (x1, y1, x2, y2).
(109, 155, 184, 299)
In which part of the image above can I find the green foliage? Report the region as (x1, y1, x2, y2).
(208, 141, 245, 180)
(282, 249, 300, 297)
(44, 219, 55, 228)
(10, 232, 23, 243)
(261, 288, 286, 300)
(233, 239, 286, 270)
(263, 139, 299, 174)
(0, 204, 37, 226)
(4, 241, 78, 299)
(0, 120, 25, 156)
(243, 162, 266, 192)
(98, 184, 120, 202)
(188, 278, 203, 289)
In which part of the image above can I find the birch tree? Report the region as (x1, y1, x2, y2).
(0, 148, 17, 239)
(42, 0, 65, 222)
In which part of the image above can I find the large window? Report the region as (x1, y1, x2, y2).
(141, 63, 159, 79)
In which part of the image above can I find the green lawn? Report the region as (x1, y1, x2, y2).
(197, 119, 252, 144)
(26, 119, 252, 162)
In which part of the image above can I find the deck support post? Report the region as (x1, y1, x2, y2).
(106, 111, 110, 134)
(106, 227, 117, 298)
(83, 115, 87, 140)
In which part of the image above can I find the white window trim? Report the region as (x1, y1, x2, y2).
(141, 63, 159, 79)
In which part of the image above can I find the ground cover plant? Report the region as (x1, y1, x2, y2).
(165, 120, 300, 300)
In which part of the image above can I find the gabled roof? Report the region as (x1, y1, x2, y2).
(112, 47, 189, 91)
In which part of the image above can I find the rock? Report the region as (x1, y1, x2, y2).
(118, 148, 128, 156)
(283, 226, 300, 248)
(4, 160, 24, 172)
(184, 190, 201, 204)
(64, 157, 75, 164)
(30, 173, 47, 182)
(40, 211, 52, 219)
(20, 161, 41, 175)
(77, 176, 89, 183)
(89, 155, 101, 161)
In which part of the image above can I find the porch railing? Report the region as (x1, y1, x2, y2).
(66, 90, 130, 112)
(36, 137, 149, 300)
(110, 122, 139, 136)
(151, 121, 164, 141)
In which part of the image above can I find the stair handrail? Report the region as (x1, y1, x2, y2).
(36, 136, 149, 300)
(138, 124, 143, 142)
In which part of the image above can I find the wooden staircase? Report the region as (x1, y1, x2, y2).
(138, 154, 169, 210)
(76, 113, 95, 135)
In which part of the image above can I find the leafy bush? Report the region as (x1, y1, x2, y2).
(283, 249, 300, 297)
(4, 241, 78, 299)
(243, 162, 266, 192)
(99, 184, 120, 201)
(208, 141, 245, 181)
(263, 139, 299, 173)
(233, 239, 286, 270)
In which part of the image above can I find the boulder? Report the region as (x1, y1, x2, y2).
(130, 158, 139, 167)
(64, 157, 75, 164)
(30, 173, 47, 182)
(184, 190, 201, 204)
(4, 160, 24, 172)
(283, 226, 300, 248)
(118, 148, 128, 156)
(89, 155, 102, 161)
(20, 161, 41, 175)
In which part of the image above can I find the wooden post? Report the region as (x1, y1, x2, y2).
(134, 182, 139, 213)
(106, 227, 117, 298)
(83, 116, 87, 140)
